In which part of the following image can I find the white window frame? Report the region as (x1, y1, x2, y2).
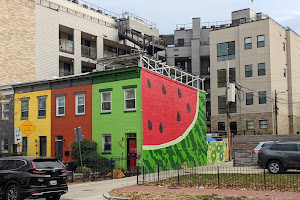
(101, 92, 112, 113)
(102, 134, 111, 153)
(56, 97, 65, 116)
(1, 100, 9, 120)
(124, 88, 136, 111)
(75, 94, 85, 115)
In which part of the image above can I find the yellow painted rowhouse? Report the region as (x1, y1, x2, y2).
(14, 90, 51, 157)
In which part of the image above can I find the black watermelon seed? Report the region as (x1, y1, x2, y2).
(178, 88, 182, 98)
(159, 123, 163, 134)
(177, 112, 181, 121)
(187, 102, 191, 113)
(147, 79, 151, 88)
(162, 84, 166, 95)
(148, 120, 152, 130)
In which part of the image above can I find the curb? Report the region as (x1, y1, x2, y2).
(103, 190, 131, 200)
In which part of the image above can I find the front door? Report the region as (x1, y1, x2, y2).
(127, 138, 137, 171)
(39, 136, 47, 157)
(55, 136, 63, 161)
(230, 122, 237, 135)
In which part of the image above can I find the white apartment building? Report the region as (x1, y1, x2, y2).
(0, 0, 163, 85)
(210, 9, 300, 135)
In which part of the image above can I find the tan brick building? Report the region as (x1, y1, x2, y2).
(210, 9, 300, 135)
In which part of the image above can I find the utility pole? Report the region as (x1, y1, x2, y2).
(226, 56, 232, 161)
(274, 90, 278, 135)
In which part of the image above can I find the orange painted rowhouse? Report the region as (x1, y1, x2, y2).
(51, 74, 92, 162)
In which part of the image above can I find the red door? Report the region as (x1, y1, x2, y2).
(128, 139, 137, 170)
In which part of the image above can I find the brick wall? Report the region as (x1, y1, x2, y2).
(0, 0, 35, 85)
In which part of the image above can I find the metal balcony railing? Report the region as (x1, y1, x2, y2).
(81, 45, 97, 59)
(59, 39, 74, 54)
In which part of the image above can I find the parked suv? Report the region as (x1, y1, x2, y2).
(0, 157, 68, 200)
(257, 141, 300, 174)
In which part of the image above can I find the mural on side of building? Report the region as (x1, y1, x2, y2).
(141, 69, 207, 169)
(207, 141, 228, 165)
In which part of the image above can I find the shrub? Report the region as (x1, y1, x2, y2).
(256, 129, 273, 135)
(107, 169, 125, 179)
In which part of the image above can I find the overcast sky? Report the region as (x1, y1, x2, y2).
(86, 0, 300, 35)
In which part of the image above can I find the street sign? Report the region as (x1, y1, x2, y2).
(14, 128, 22, 144)
(17, 144, 21, 155)
(74, 127, 84, 142)
(19, 120, 36, 136)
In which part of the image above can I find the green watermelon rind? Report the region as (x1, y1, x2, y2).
(142, 94, 199, 150)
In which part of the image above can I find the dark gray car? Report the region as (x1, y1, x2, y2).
(257, 141, 300, 174)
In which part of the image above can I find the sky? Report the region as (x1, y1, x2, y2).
(85, 0, 300, 35)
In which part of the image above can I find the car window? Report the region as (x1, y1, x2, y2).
(0, 160, 16, 170)
(15, 160, 27, 169)
(297, 144, 300, 151)
(33, 159, 64, 169)
(270, 144, 277, 150)
(277, 144, 297, 151)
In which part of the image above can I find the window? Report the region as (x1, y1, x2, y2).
(218, 95, 236, 114)
(244, 37, 252, 49)
(102, 134, 111, 153)
(178, 39, 184, 46)
(107, 46, 117, 57)
(245, 64, 252, 77)
(246, 121, 254, 130)
(258, 63, 265, 76)
(259, 91, 266, 104)
(124, 88, 136, 111)
(101, 92, 112, 113)
(257, 35, 265, 48)
(21, 98, 29, 119)
(1, 101, 9, 120)
(277, 144, 297, 151)
(217, 68, 236, 87)
(75, 94, 85, 115)
(218, 122, 225, 131)
(56, 97, 65, 116)
(239, 18, 246, 24)
(217, 41, 235, 62)
(0, 139, 8, 153)
(259, 120, 268, 129)
(22, 137, 28, 155)
(246, 92, 253, 105)
(37, 96, 46, 118)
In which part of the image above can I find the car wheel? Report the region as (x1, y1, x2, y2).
(268, 160, 282, 174)
(46, 195, 61, 200)
(5, 184, 23, 200)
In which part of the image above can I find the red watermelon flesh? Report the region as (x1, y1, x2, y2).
(142, 68, 198, 147)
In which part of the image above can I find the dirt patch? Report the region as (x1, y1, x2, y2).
(110, 185, 300, 200)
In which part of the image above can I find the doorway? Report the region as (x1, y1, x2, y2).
(55, 136, 64, 161)
(127, 137, 137, 171)
(40, 136, 47, 157)
(230, 122, 237, 136)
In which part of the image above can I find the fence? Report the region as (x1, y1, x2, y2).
(137, 165, 300, 192)
(66, 156, 139, 182)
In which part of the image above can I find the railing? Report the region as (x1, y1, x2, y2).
(137, 165, 300, 192)
(59, 39, 74, 54)
(123, 12, 156, 29)
(81, 45, 97, 59)
(66, 156, 139, 182)
(175, 41, 191, 47)
(59, 71, 74, 77)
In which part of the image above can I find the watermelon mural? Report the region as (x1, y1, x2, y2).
(141, 69, 207, 169)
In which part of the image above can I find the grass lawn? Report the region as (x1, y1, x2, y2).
(109, 191, 266, 200)
(145, 173, 300, 192)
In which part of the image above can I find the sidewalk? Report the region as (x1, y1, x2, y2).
(112, 185, 300, 200)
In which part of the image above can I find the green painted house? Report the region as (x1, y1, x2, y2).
(90, 66, 207, 170)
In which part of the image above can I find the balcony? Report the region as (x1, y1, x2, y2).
(59, 39, 74, 54)
(81, 45, 97, 59)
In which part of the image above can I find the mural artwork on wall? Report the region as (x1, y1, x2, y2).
(207, 141, 228, 165)
(141, 69, 207, 169)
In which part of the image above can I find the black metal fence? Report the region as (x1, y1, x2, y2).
(137, 165, 300, 192)
(66, 156, 139, 182)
